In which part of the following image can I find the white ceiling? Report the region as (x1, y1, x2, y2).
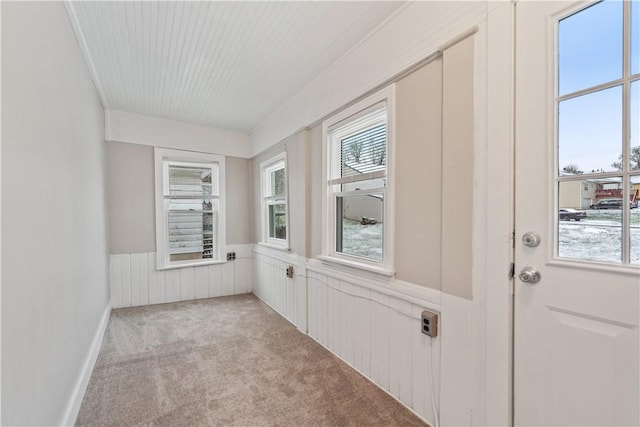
(66, 1, 405, 133)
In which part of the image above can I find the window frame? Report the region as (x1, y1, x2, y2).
(321, 85, 395, 275)
(260, 152, 290, 250)
(553, 1, 640, 266)
(154, 147, 226, 270)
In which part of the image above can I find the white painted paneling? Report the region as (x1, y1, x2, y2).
(440, 293, 473, 427)
(304, 264, 441, 425)
(109, 245, 252, 309)
(130, 253, 141, 306)
(208, 264, 223, 298)
(251, 247, 466, 427)
(194, 267, 209, 300)
(121, 255, 132, 307)
(222, 261, 235, 296)
(65, 1, 404, 133)
(252, 246, 306, 331)
(110, 255, 122, 308)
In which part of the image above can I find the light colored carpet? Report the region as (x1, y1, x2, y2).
(76, 294, 427, 426)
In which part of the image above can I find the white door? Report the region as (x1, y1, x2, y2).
(515, 1, 640, 425)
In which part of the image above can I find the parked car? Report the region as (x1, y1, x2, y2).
(559, 208, 587, 221)
(590, 199, 623, 209)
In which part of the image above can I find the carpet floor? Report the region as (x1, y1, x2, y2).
(76, 294, 427, 426)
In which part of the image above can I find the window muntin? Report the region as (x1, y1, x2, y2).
(155, 149, 225, 269)
(632, 0, 639, 76)
(323, 86, 394, 273)
(630, 174, 640, 264)
(261, 154, 288, 248)
(555, 1, 640, 265)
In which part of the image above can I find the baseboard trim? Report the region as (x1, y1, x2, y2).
(59, 303, 111, 426)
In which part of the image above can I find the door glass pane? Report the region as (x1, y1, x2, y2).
(558, 86, 622, 174)
(558, 0, 623, 95)
(631, 175, 640, 264)
(632, 80, 640, 170)
(268, 203, 286, 239)
(558, 178, 623, 263)
(633, 1, 639, 76)
(336, 193, 383, 260)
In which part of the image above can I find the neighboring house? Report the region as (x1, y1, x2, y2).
(559, 174, 638, 209)
(558, 177, 597, 209)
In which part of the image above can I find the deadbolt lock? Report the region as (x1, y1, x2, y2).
(522, 232, 541, 247)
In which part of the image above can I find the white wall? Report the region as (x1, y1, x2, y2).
(1, 2, 110, 425)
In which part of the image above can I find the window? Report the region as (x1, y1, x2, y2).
(155, 148, 225, 269)
(322, 86, 394, 274)
(556, 0, 640, 265)
(260, 153, 288, 248)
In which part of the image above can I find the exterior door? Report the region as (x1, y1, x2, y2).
(515, 1, 640, 425)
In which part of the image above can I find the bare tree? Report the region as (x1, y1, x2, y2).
(612, 146, 640, 171)
(349, 141, 363, 162)
(370, 139, 385, 166)
(562, 164, 583, 174)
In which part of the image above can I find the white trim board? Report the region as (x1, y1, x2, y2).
(59, 303, 111, 427)
(252, 245, 307, 331)
(106, 110, 251, 158)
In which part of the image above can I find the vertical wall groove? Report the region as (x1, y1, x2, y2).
(109, 244, 252, 308)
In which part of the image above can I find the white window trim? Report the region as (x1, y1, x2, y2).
(260, 152, 290, 250)
(154, 147, 226, 270)
(321, 85, 396, 275)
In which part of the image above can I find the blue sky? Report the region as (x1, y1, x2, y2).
(558, 0, 639, 173)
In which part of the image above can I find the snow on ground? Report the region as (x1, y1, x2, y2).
(341, 219, 383, 260)
(342, 210, 640, 265)
(559, 209, 640, 264)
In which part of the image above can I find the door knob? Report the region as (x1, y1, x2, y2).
(519, 267, 541, 284)
(522, 232, 541, 247)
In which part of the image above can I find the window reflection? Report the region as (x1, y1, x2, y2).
(336, 193, 383, 261)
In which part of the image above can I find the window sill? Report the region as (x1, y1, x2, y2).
(257, 242, 290, 252)
(317, 254, 394, 278)
(156, 259, 227, 271)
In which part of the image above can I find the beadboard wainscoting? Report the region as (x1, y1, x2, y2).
(252, 245, 307, 332)
(305, 263, 442, 425)
(109, 244, 253, 309)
